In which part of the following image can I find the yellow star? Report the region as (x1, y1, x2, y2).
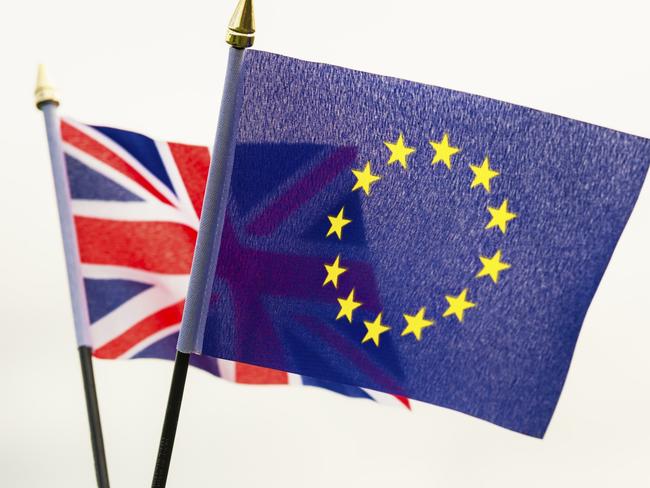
(469, 156, 499, 192)
(401, 307, 435, 340)
(384, 132, 416, 169)
(362, 312, 391, 347)
(323, 255, 347, 288)
(326, 207, 351, 240)
(476, 250, 511, 284)
(429, 133, 460, 170)
(486, 199, 517, 234)
(443, 288, 476, 322)
(352, 162, 382, 195)
(336, 288, 362, 323)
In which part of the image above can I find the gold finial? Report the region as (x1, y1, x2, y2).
(34, 64, 59, 109)
(226, 0, 255, 49)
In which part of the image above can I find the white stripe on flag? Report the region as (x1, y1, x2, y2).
(217, 359, 236, 382)
(71, 199, 197, 228)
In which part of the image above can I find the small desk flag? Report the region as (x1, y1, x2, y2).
(180, 50, 650, 437)
(58, 118, 408, 407)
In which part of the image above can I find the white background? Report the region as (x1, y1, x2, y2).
(2, 0, 649, 486)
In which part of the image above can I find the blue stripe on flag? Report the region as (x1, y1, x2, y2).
(84, 278, 152, 324)
(91, 125, 176, 195)
(65, 154, 143, 202)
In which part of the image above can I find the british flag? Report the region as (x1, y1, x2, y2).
(59, 118, 409, 407)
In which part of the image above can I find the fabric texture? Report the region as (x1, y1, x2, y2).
(57, 117, 408, 407)
(193, 50, 650, 437)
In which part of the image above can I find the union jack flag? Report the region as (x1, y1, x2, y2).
(59, 118, 409, 407)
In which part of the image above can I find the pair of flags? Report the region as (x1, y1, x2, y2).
(53, 49, 649, 438)
(61, 116, 409, 407)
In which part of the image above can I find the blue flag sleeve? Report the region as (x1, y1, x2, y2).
(184, 50, 650, 437)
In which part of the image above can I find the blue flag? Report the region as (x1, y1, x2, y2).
(180, 50, 650, 437)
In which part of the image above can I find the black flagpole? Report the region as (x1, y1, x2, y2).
(151, 351, 190, 488)
(35, 66, 110, 488)
(78, 346, 111, 487)
(151, 0, 255, 485)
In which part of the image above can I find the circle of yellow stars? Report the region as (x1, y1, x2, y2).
(322, 131, 517, 347)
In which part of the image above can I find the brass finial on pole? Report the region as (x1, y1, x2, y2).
(35, 65, 110, 488)
(151, 1, 255, 487)
(34, 64, 60, 109)
(226, 0, 255, 48)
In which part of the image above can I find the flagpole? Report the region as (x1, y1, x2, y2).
(35, 66, 111, 488)
(150, 1, 255, 486)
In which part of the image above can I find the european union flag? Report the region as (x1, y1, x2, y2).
(181, 50, 650, 437)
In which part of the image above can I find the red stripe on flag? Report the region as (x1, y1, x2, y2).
(235, 363, 289, 384)
(394, 395, 411, 409)
(93, 300, 184, 359)
(61, 120, 174, 206)
(75, 217, 196, 274)
(167, 142, 210, 217)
